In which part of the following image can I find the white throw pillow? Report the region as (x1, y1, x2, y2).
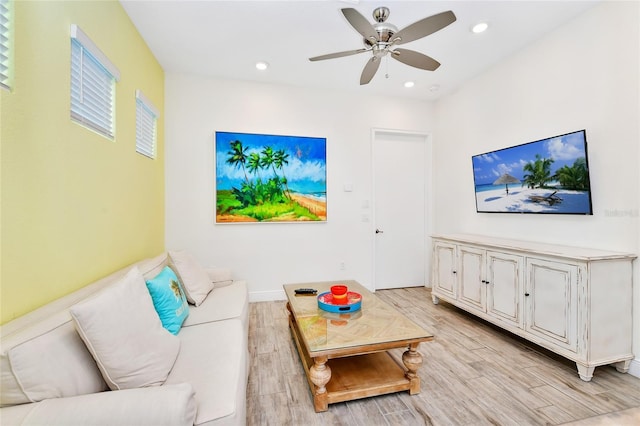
(70, 267, 180, 390)
(169, 250, 214, 306)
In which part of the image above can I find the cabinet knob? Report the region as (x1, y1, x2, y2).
(524, 293, 530, 297)
(452, 271, 457, 274)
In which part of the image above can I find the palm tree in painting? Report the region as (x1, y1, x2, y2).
(274, 149, 291, 199)
(225, 140, 250, 186)
(247, 152, 263, 181)
(260, 146, 276, 177)
(522, 154, 554, 189)
(260, 146, 288, 201)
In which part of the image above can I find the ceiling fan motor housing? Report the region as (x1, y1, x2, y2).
(367, 6, 397, 44)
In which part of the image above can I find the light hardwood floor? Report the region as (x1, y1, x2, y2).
(247, 287, 640, 425)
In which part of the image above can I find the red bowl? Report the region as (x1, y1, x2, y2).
(331, 285, 348, 297)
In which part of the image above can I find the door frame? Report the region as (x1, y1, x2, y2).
(371, 128, 433, 291)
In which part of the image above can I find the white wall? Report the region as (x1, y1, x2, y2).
(165, 0, 639, 376)
(164, 76, 434, 300)
(433, 1, 640, 374)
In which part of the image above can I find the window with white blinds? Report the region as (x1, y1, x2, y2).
(135, 90, 159, 159)
(0, 0, 10, 90)
(70, 24, 120, 139)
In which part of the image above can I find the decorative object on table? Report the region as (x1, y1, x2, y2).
(317, 290, 362, 313)
(330, 285, 348, 304)
(215, 131, 327, 223)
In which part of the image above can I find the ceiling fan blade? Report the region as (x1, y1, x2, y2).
(342, 8, 379, 42)
(392, 48, 440, 71)
(392, 10, 456, 45)
(360, 57, 381, 85)
(309, 48, 368, 62)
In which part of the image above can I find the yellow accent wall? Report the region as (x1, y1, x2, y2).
(0, 0, 165, 323)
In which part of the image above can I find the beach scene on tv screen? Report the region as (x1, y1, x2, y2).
(472, 131, 593, 214)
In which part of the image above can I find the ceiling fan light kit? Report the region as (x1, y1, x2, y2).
(309, 6, 457, 85)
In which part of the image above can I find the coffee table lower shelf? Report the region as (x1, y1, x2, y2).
(289, 315, 423, 412)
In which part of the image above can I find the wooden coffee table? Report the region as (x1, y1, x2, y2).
(284, 280, 434, 412)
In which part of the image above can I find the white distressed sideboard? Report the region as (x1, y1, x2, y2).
(430, 233, 636, 381)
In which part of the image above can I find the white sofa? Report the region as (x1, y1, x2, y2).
(0, 252, 249, 426)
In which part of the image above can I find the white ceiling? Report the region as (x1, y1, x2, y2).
(120, 0, 600, 102)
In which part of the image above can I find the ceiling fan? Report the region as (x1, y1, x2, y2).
(309, 6, 456, 85)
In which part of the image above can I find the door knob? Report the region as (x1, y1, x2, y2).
(375, 229, 384, 234)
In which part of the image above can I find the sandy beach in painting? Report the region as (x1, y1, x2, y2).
(476, 187, 589, 213)
(289, 193, 327, 220)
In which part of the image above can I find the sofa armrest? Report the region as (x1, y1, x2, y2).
(9, 383, 196, 426)
(205, 267, 233, 288)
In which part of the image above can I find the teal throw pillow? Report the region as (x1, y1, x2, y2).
(145, 266, 189, 335)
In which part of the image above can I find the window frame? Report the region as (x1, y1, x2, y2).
(0, 0, 11, 91)
(70, 24, 120, 139)
(135, 89, 159, 159)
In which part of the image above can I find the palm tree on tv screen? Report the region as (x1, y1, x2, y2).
(556, 157, 589, 191)
(523, 154, 554, 189)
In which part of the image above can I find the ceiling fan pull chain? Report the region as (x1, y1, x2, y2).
(385, 55, 390, 79)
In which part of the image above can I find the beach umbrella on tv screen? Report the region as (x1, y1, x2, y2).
(493, 173, 520, 194)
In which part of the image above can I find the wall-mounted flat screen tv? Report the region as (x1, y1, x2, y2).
(472, 130, 593, 215)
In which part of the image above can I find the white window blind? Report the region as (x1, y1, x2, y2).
(70, 24, 120, 139)
(0, 0, 10, 90)
(135, 90, 159, 159)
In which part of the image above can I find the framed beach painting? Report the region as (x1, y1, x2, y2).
(472, 129, 593, 215)
(215, 131, 327, 223)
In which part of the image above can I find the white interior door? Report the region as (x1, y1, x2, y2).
(373, 130, 430, 290)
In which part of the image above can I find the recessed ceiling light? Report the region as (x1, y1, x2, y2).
(471, 22, 489, 34)
(404, 81, 415, 88)
(255, 61, 269, 71)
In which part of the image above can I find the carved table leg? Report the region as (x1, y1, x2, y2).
(402, 343, 423, 394)
(309, 356, 331, 412)
(432, 294, 440, 304)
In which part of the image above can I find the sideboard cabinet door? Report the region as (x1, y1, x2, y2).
(458, 246, 485, 312)
(524, 257, 578, 353)
(432, 241, 457, 303)
(487, 251, 524, 328)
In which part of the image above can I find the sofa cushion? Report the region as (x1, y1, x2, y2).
(145, 266, 189, 335)
(165, 319, 248, 425)
(182, 280, 248, 328)
(4, 383, 197, 426)
(1, 321, 108, 406)
(169, 250, 214, 306)
(70, 266, 180, 390)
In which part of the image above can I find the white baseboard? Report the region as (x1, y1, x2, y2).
(628, 358, 640, 379)
(249, 289, 286, 303)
